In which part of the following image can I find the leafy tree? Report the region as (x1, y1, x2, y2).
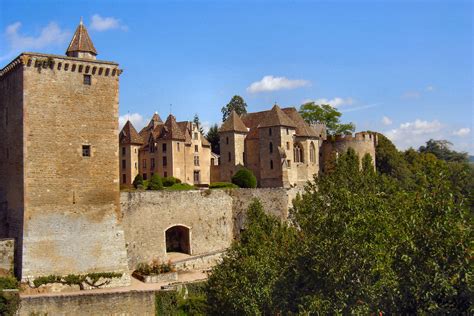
(148, 174, 163, 190)
(222, 95, 247, 122)
(374, 133, 412, 184)
(299, 102, 355, 135)
(206, 124, 220, 154)
(206, 199, 297, 315)
(419, 139, 469, 163)
(132, 174, 144, 189)
(193, 114, 204, 134)
(231, 168, 257, 188)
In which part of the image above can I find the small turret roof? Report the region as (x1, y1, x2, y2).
(66, 19, 97, 56)
(120, 121, 144, 145)
(162, 115, 186, 140)
(258, 105, 296, 128)
(219, 110, 248, 133)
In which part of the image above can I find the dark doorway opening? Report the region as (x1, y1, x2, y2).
(165, 225, 190, 254)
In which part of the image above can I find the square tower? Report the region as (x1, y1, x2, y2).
(0, 21, 130, 285)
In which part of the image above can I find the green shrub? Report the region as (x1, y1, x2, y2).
(162, 176, 182, 187)
(231, 168, 257, 188)
(133, 174, 144, 189)
(165, 183, 195, 191)
(0, 277, 18, 290)
(148, 174, 163, 190)
(209, 182, 238, 189)
(135, 260, 175, 276)
(0, 290, 20, 316)
(142, 180, 149, 190)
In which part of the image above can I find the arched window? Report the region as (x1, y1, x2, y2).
(294, 143, 303, 163)
(269, 142, 273, 153)
(165, 225, 190, 254)
(310, 142, 316, 163)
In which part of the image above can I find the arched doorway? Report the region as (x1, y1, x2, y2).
(165, 225, 190, 254)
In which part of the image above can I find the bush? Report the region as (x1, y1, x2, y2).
(162, 176, 182, 187)
(132, 174, 144, 189)
(0, 290, 19, 316)
(231, 168, 257, 188)
(135, 260, 175, 276)
(147, 174, 163, 190)
(209, 182, 239, 189)
(165, 183, 195, 191)
(0, 277, 18, 290)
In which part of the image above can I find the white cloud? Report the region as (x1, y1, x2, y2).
(453, 127, 471, 137)
(401, 91, 421, 99)
(119, 113, 145, 131)
(90, 14, 127, 31)
(309, 97, 354, 107)
(382, 116, 393, 125)
(385, 119, 443, 149)
(426, 85, 435, 92)
(1, 21, 70, 61)
(247, 75, 310, 93)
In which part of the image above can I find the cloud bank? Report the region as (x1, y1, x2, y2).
(247, 75, 310, 93)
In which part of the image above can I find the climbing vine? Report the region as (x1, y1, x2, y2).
(33, 272, 123, 290)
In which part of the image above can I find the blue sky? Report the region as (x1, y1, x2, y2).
(1, 0, 472, 153)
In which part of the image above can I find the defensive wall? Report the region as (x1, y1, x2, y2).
(120, 187, 302, 269)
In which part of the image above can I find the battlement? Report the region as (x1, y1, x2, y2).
(0, 53, 121, 79)
(329, 131, 377, 144)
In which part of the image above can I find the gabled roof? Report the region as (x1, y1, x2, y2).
(66, 20, 97, 56)
(219, 110, 248, 133)
(282, 107, 318, 137)
(119, 121, 144, 145)
(258, 105, 296, 128)
(162, 115, 186, 141)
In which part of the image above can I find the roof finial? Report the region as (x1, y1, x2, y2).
(80, 16, 83, 25)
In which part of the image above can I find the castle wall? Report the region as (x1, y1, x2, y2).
(0, 64, 25, 276)
(18, 54, 129, 283)
(0, 239, 14, 276)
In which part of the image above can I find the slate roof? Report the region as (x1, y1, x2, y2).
(119, 121, 144, 145)
(162, 115, 186, 141)
(259, 105, 296, 128)
(282, 107, 318, 137)
(219, 110, 248, 133)
(66, 20, 97, 56)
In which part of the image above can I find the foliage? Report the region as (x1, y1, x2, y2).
(148, 174, 164, 190)
(32, 272, 122, 290)
(209, 182, 238, 189)
(231, 168, 257, 188)
(165, 183, 195, 191)
(193, 114, 204, 134)
(374, 133, 412, 185)
(155, 282, 208, 315)
(206, 199, 297, 315)
(133, 174, 144, 189)
(206, 149, 472, 314)
(221, 95, 247, 122)
(419, 139, 469, 163)
(299, 102, 355, 135)
(0, 290, 20, 316)
(206, 124, 220, 154)
(135, 260, 175, 276)
(162, 176, 182, 187)
(0, 277, 18, 290)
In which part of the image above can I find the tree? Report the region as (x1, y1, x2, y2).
(419, 139, 469, 163)
(147, 174, 163, 190)
(231, 168, 257, 188)
(374, 133, 412, 185)
(193, 114, 204, 134)
(221, 95, 247, 122)
(299, 102, 355, 135)
(132, 174, 144, 189)
(206, 124, 220, 154)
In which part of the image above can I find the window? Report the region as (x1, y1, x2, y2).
(226, 137, 229, 145)
(163, 156, 167, 166)
(162, 143, 167, 153)
(310, 142, 316, 163)
(135, 162, 138, 170)
(82, 145, 91, 157)
(142, 159, 147, 169)
(286, 128, 289, 135)
(287, 159, 291, 167)
(269, 128, 272, 136)
(177, 142, 180, 152)
(122, 174, 126, 184)
(211, 158, 215, 165)
(122, 147, 126, 155)
(269, 142, 273, 154)
(193, 171, 200, 183)
(83, 75, 91, 85)
(286, 142, 290, 150)
(122, 159, 126, 169)
(151, 158, 155, 169)
(194, 156, 200, 166)
(135, 148, 137, 153)
(228, 152, 231, 162)
(270, 160, 274, 169)
(194, 145, 199, 152)
(294, 143, 303, 163)
(194, 132, 198, 140)
(164, 171, 167, 177)
(143, 173, 147, 180)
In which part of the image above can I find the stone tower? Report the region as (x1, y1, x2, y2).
(119, 120, 144, 187)
(218, 111, 248, 181)
(0, 20, 130, 285)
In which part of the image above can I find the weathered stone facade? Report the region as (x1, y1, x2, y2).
(0, 239, 14, 276)
(0, 22, 130, 285)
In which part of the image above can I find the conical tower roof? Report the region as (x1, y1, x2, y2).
(119, 121, 143, 145)
(259, 105, 296, 128)
(66, 18, 97, 58)
(162, 115, 186, 140)
(219, 110, 248, 133)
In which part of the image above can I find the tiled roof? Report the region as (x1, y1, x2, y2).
(219, 110, 248, 133)
(259, 105, 296, 128)
(119, 121, 144, 145)
(162, 115, 186, 140)
(282, 107, 318, 137)
(66, 21, 97, 56)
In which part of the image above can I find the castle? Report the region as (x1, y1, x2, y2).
(0, 20, 377, 288)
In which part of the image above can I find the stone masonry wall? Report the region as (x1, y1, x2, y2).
(0, 238, 14, 276)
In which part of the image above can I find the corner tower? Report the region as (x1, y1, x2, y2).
(0, 20, 130, 285)
(219, 111, 248, 182)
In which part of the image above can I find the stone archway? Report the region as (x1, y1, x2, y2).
(165, 225, 190, 254)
